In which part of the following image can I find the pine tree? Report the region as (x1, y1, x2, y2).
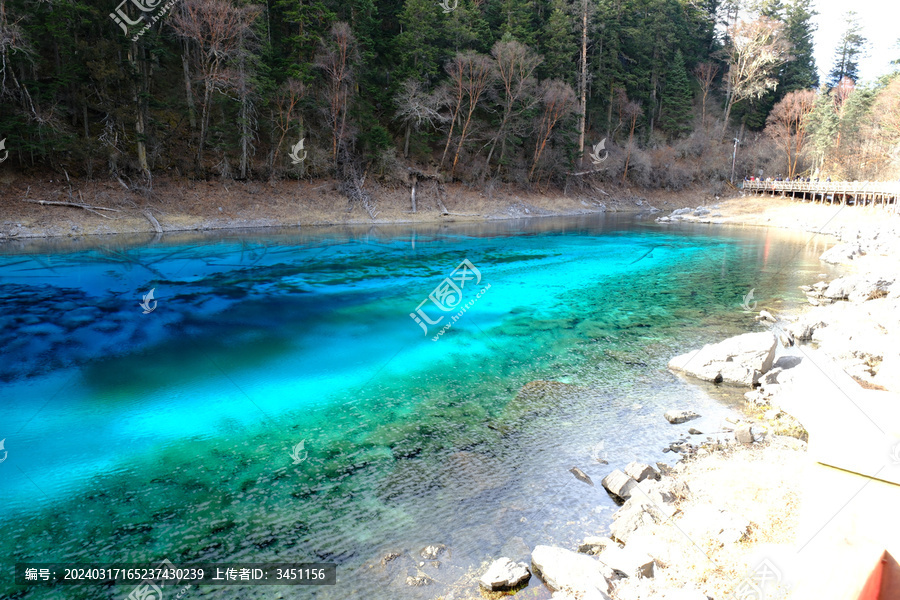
(539, 0, 577, 84)
(781, 0, 818, 91)
(828, 11, 866, 86)
(659, 50, 693, 138)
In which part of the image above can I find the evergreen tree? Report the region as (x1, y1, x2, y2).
(781, 0, 818, 91)
(828, 11, 866, 86)
(539, 0, 577, 84)
(659, 50, 693, 138)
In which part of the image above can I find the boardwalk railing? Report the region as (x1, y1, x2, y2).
(742, 180, 900, 211)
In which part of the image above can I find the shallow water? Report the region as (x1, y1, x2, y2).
(0, 214, 839, 599)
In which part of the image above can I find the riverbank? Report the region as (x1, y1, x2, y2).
(0, 175, 718, 239)
(455, 194, 900, 599)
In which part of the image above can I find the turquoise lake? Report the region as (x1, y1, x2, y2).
(0, 214, 839, 599)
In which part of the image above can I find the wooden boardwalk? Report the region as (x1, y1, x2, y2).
(743, 180, 900, 212)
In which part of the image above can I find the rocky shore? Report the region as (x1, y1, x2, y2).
(451, 199, 900, 599)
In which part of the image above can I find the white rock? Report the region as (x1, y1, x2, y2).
(531, 546, 612, 599)
(609, 481, 676, 543)
(664, 409, 700, 424)
(601, 469, 637, 501)
(735, 423, 754, 444)
(578, 536, 617, 555)
(595, 544, 655, 578)
(786, 313, 827, 340)
(756, 310, 776, 322)
(479, 557, 531, 591)
(667, 331, 777, 387)
(624, 461, 659, 482)
(820, 243, 864, 264)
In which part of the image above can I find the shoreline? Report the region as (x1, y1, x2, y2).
(0, 176, 726, 240)
(468, 195, 900, 600)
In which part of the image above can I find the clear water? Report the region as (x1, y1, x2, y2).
(0, 215, 838, 599)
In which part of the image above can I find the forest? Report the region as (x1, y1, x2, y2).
(1, 0, 899, 194)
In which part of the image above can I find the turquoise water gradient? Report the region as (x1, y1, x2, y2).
(0, 215, 837, 599)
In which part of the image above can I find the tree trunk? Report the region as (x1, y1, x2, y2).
(198, 83, 212, 172)
(577, 0, 588, 168)
(404, 123, 411, 158)
(622, 117, 636, 184)
(130, 42, 150, 176)
(606, 82, 614, 138)
(182, 44, 197, 130)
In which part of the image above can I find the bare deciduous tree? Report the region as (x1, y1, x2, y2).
(693, 62, 718, 130)
(721, 17, 790, 137)
(172, 0, 260, 172)
(765, 89, 816, 178)
(315, 22, 359, 167)
(484, 40, 541, 179)
(616, 89, 642, 184)
(394, 79, 444, 158)
(271, 79, 307, 176)
(439, 51, 494, 177)
(529, 79, 576, 181)
(0, 0, 37, 120)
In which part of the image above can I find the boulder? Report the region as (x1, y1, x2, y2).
(570, 466, 594, 486)
(601, 469, 637, 502)
(735, 423, 754, 444)
(479, 557, 531, 591)
(823, 276, 857, 300)
(786, 314, 827, 341)
(756, 310, 776, 322)
(847, 278, 893, 303)
(820, 243, 864, 264)
(667, 331, 777, 387)
(531, 545, 612, 599)
(664, 409, 700, 424)
(578, 537, 617, 555)
(750, 424, 769, 442)
(595, 544, 655, 578)
(609, 481, 675, 543)
(624, 461, 659, 482)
